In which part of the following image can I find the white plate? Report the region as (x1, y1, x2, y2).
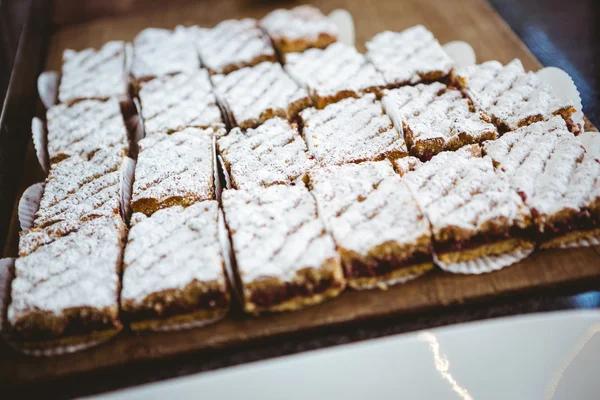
(91, 309, 600, 400)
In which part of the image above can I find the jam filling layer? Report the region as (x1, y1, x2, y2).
(345, 251, 433, 279)
(434, 226, 531, 255)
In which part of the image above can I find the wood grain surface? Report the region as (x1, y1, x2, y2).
(2, 0, 599, 387)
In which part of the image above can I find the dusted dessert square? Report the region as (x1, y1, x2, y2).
(9, 216, 127, 349)
(138, 69, 223, 135)
(260, 5, 338, 55)
(212, 62, 311, 129)
(366, 25, 454, 87)
(299, 94, 407, 166)
(452, 59, 579, 133)
(195, 18, 276, 75)
(221, 185, 345, 314)
(121, 201, 229, 331)
(483, 116, 600, 248)
(308, 161, 433, 289)
(46, 98, 129, 164)
(217, 117, 316, 190)
(401, 145, 534, 265)
(18, 150, 123, 257)
(58, 41, 128, 105)
(131, 26, 199, 88)
(131, 127, 219, 216)
(285, 42, 386, 108)
(382, 82, 497, 160)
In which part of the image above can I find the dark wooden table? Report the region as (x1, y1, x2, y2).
(0, 0, 599, 398)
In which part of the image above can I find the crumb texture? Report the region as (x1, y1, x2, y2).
(213, 62, 309, 128)
(139, 70, 223, 135)
(309, 161, 430, 255)
(218, 118, 315, 190)
(196, 19, 275, 74)
(222, 185, 338, 283)
(59, 41, 127, 104)
(300, 94, 407, 166)
(47, 98, 129, 163)
(132, 128, 215, 214)
(366, 26, 454, 85)
(122, 201, 225, 305)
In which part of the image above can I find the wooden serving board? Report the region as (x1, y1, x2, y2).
(2, 0, 599, 387)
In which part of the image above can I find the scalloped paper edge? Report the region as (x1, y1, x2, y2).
(442, 41, 476, 67)
(18, 182, 45, 231)
(37, 71, 59, 109)
(349, 270, 428, 291)
(120, 157, 136, 222)
(148, 313, 226, 333)
(558, 235, 600, 249)
(536, 67, 585, 132)
(218, 155, 232, 190)
(32, 117, 49, 174)
(434, 247, 534, 274)
(328, 9, 355, 47)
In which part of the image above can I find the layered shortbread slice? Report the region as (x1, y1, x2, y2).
(299, 94, 407, 166)
(452, 59, 579, 133)
(138, 69, 223, 135)
(366, 25, 454, 87)
(131, 26, 199, 88)
(217, 117, 316, 190)
(260, 5, 338, 55)
(195, 18, 276, 75)
(19, 150, 123, 257)
(483, 116, 600, 248)
(9, 216, 126, 349)
(382, 82, 497, 160)
(212, 62, 311, 129)
(131, 127, 219, 216)
(308, 161, 433, 289)
(121, 201, 229, 331)
(400, 146, 534, 265)
(46, 98, 129, 164)
(58, 41, 128, 104)
(222, 185, 345, 314)
(285, 42, 386, 108)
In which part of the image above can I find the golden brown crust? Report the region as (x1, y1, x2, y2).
(539, 228, 600, 249)
(347, 262, 434, 290)
(277, 33, 338, 55)
(129, 308, 228, 332)
(436, 238, 535, 264)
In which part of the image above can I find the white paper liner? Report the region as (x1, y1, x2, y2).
(133, 97, 145, 141)
(433, 247, 535, 274)
(536, 67, 584, 132)
(328, 9, 355, 47)
(0, 257, 119, 356)
(148, 313, 225, 333)
(218, 155, 232, 190)
(218, 209, 243, 307)
(349, 270, 427, 291)
(125, 42, 133, 77)
(119, 157, 136, 222)
(212, 136, 222, 203)
(558, 235, 600, 249)
(18, 182, 45, 231)
(579, 131, 600, 158)
(442, 41, 476, 68)
(37, 70, 59, 109)
(32, 117, 49, 174)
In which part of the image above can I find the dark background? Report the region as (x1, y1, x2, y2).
(0, 0, 599, 398)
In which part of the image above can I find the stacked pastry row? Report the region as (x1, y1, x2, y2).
(6, 5, 599, 351)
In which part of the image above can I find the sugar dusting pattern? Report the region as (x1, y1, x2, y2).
(260, 5, 338, 42)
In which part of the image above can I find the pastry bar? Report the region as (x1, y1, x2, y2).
(58, 41, 128, 105)
(382, 82, 497, 160)
(400, 145, 534, 265)
(260, 5, 338, 55)
(308, 161, 433, 289)
(483, 116, 600, 248)
(131, 127, 219, 216)
(46, 97, 129, 164)
(138, 69, 224, 135)
(366, 25, 454, 87)
(212, 61, 311, 129)
(18, 150, 123, 257)
(221, 185, 345, 314)
(285, 42, 386, 108)
(299, 94, 407, 166)
(195, 18, 276, 75)
(8, 216, 126, 349)
(121, 201, 229, 331)
(452, 59, 579, 133)
(131, 26, 199, 89)
(217, 117, 316, 190)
